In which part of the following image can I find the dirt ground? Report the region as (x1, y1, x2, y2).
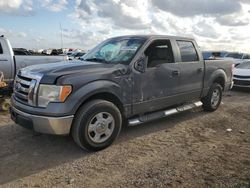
(0, 90, 249, 188)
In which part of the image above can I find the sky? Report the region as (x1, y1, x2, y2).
(0, 0, 250, 52)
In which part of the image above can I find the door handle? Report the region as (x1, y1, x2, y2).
(172, 70, 180, 77)
(0, 59, 8, 61)
(197, 67, 203, 73)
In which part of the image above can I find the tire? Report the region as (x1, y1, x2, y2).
(202, 83, 223, 112)
(71, 99, 122, 151)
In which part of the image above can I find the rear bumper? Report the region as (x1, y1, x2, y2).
(10, 106, 74, 135)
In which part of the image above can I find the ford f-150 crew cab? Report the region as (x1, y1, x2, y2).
(10, 35, 234, 151)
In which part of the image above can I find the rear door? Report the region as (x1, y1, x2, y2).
(174, 40, 204, 99)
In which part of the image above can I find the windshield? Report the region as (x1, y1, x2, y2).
(225, 53, 243, 59)
(237, 61, 250, 69)
(83, 37, 146, 64)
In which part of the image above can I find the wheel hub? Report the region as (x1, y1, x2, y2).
(96, 123, 107, 133)
(87, 112, 115, 144)
(211, 89, 220, 107)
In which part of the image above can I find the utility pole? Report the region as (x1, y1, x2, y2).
(60, 23, 63, 50)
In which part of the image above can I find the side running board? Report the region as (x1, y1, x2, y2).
(128, 101, 203, 126)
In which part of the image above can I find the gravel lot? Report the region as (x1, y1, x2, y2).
(0, 90, 249, 188)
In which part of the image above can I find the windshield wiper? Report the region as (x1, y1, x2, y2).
(83, 58, 107, 63)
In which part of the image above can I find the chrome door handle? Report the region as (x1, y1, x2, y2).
(197, 67, 203, 73)
(172, 70, 180, 76)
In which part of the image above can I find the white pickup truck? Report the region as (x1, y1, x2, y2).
(0, 35, 68, 84)
(0, 35, 68, 110)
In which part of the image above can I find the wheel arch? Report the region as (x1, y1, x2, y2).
(209, 69, 227, 89)
(77, 92, 124, 116)
(213, 76, 225, 89)
(71, 80, 126, 117)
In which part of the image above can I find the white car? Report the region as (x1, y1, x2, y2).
(225, 52, 250, 66)
(233, 61, 250, 88)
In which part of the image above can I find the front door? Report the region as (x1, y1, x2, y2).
(132, 39, 181, 115)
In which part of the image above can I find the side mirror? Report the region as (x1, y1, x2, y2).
(134, 56, 147, 73)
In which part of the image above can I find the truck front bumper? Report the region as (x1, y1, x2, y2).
(10, 106, 74, 135)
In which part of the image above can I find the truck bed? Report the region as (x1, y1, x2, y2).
(15, 55, 68, 71)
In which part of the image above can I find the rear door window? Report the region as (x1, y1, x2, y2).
(0, 42, 3, 54)
(177, 41, 199, 62)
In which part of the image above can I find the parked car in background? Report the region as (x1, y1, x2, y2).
(224, 52, 250, 66)
(50, 49, 64, 55)
(68, 52, 86, 60)
(10, 35, 233, 151)
(50, 49, 59, 55)
(202, 51, 228, 60)
(233, 61, 250, 88)
(66, 51, 74, 56)
(42, 49, 52, 55)
(57, 49, 63, 55)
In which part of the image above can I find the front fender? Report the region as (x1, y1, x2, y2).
(11, 80, 125, 117)
(70, 80, 124, 113)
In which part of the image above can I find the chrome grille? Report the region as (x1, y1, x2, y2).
(14, 71, 41, 106)
(14, 75, 31, 102)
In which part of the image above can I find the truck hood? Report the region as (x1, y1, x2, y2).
(20, 60, 128, 84)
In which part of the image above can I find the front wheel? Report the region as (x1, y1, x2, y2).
(71, 99, 122, 151)
(202, 83, 223, 112)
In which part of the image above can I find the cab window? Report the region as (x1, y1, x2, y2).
(145, 40, 174, 68)
(177, 41, 199, 62)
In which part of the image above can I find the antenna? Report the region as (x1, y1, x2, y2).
(60, 23, 63, 49)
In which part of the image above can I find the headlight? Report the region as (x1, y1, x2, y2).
(38, 84, 72, 107)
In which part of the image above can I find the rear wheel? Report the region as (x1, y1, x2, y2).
(202, 83, 222, 112)
(72, 99, 122, 151)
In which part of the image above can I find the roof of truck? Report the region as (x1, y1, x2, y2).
(109, 34, 194, 41)
(0, 34, 194, 41)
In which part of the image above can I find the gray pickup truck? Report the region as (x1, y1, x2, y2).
(10, 35, 234, 151)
